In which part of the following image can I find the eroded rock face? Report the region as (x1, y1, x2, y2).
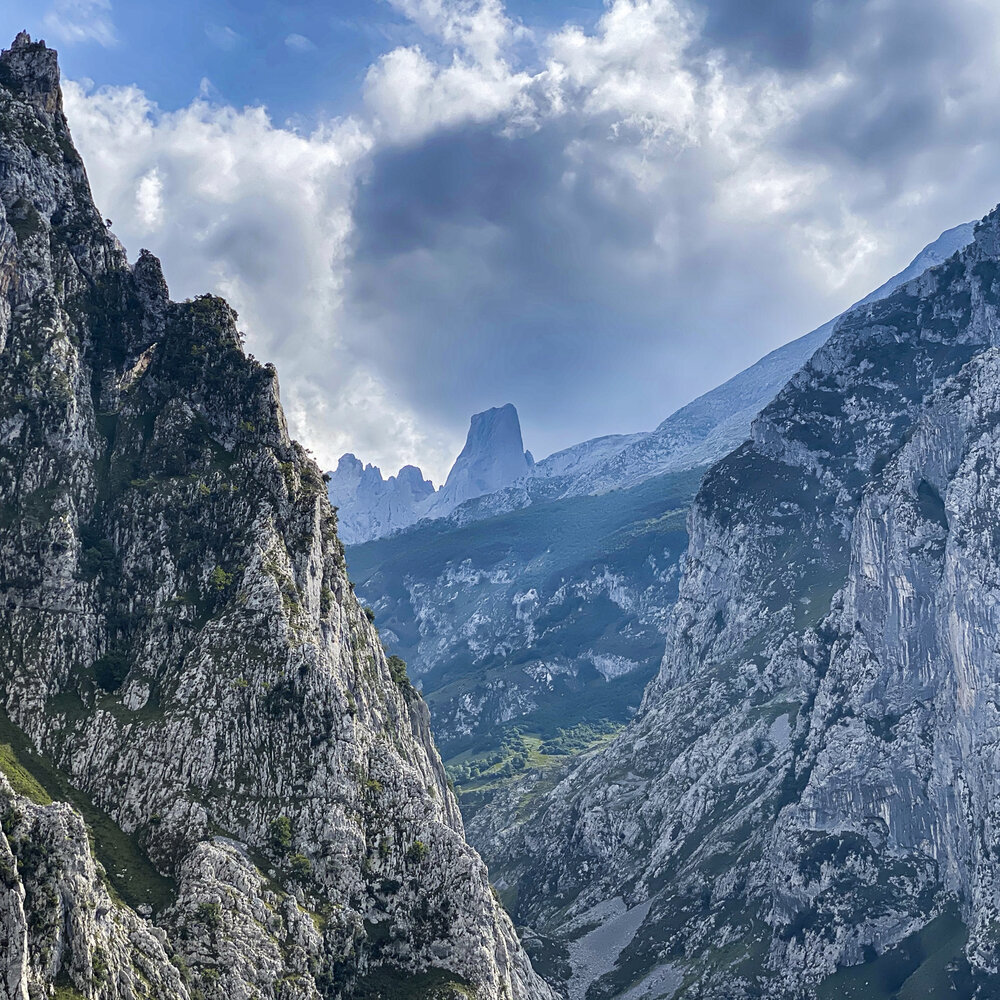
(427, 405, 533, 517)
(477, 210, 1000, 997)
(0, 33, 551, 1000)
(0, 774, 189, 1000)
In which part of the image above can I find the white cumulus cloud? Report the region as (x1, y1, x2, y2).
(57, 0, 1000, 480)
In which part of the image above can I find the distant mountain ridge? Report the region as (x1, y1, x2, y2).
(572, 219, 979, 496)
(328, 403, 533, 543)
(331, 222, 976, 543)
(326, 453, 434, 544)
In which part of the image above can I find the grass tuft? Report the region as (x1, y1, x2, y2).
(0, 743, 52, 805)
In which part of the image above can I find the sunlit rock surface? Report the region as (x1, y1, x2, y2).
(0, 32, 552, 1000)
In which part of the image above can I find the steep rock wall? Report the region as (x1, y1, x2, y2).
(0, 32, 551, 1000)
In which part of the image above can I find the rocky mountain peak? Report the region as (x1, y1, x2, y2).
(434, 402, 531, 511)
(336, 451, 363, 474)
(327, 403, 534, 543)
(0, 32, 61, 114)
(326, 453, 436, 543)
(396, 463, 436, 496)
(0, 33, 551, 1000)
(464, 402, 525, 456)
(135, 246, 169, 299)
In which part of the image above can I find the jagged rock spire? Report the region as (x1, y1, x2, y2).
(0, 32, 61, 114)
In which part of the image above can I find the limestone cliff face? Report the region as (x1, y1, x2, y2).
(0, 773, 190, 1000)
(0, 32, 551, 1000)
(477, 207, 1000, 997)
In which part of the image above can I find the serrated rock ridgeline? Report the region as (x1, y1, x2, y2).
(328, 403, 534, 545)
(0, 32, 552, 1000)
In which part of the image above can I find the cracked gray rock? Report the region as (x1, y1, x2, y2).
(476, 208, 1000, 997)
(0, 31, 551, 1000)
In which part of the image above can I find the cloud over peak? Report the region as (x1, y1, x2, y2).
(59, 0, 1000, 481)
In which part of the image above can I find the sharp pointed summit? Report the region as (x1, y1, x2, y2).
(430, 403, 532, 514)
(327, 403, 535, 543)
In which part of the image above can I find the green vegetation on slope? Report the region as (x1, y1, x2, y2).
(353, 966, 477, 1000)
(445, 720, 622, 819)
(0, 709, 176, 912)
(0, 742, 53, 804)
(347, 465, 705, 754)
(816, 907, 975, 1000)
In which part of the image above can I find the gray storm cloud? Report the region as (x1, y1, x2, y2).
(60, 0, 1000, 480)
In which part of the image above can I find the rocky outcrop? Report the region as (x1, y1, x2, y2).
(476, 210, 1000, 997)
(0, 774, 189, 1000)
(0, 32, 551, 1000)
(326, 454, 434, 545)
(425, 404, 533, 516)
(328, 404, 534, 544)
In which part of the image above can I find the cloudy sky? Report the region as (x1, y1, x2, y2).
(2, 0, 1000, 482)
